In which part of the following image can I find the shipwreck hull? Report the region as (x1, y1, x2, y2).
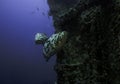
(47, 0, 120, 84)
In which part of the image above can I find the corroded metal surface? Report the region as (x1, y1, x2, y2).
(47, 0, 120, 84)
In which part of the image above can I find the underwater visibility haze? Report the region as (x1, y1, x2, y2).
(0, 0, 56, 84)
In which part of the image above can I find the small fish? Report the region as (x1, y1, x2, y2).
(36, 7, 40, 11)
(42, 12, 45, 16)
(48, 15, 50, 20)
(31, 11, 35, 14)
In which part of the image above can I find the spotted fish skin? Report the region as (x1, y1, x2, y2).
(35, 33, 48, 44)
(43, 31, 68, 61)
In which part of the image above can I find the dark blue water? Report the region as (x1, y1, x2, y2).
(0, 0, 56, 84)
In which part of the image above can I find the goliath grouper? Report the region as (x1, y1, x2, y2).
(35, 31, 68, 61)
